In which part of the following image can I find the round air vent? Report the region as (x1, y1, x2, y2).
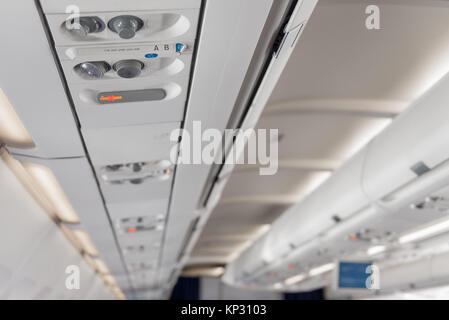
(108, 15, 144, 39)
(65, 16, 105, 38)
(74, 61, 111, 79)
(113, 60, 144, 79)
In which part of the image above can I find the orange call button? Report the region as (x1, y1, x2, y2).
(99, 95, 122, 102)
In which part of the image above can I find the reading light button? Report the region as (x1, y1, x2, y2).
(97, 89, 166, 104)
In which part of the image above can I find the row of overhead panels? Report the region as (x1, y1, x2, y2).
(39, 0, 201, 297)
(0, 1, 85, 159)
(1, 1, 123, 298)
(0, 149, 114, 299)
(223, 71, 449, 290)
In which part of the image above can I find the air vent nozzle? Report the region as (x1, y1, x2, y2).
(74, 61, 110, 79)
(65, 16, 105, 38)
(108, 15, 144, 39)
(113, 60, 144, 79)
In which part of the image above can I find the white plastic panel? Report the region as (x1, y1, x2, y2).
(125, 254, 159, 273)
(263, 149, 368, 262)
(44, 9, 200, 45)
(0, 1, 85, 158)
(117, 229, 163, 282)
(99, 177, 173, 204)
(159, 0, 275, 284)
(117, 231, 164, 251)
(72, 82, 188, 128)
(107, 199, 169, 221)
(60, 48, 189, 83)
(57, 41, 193, 127)
(85, 276, 115, 300)
(229, 236, 270, 282)
(122, 245, 161, 262)
(224, 73, 449, 289)
(255, 112, 392, 161)
(0, 151, 54, 297)
(83, 122, 179, 165)
(114, 274, 133, 292)
(227, 166, 449, 289)
(379, 256, 439, 291)
(36, 0, 201, 299)
(12, 155, 127, 275)
(129, 270, 158, 290)
(363, 72, 449, 203)
(40, 0, 200, 13)
(11, 227, 92, 300)
(163, 0, 319, 294)
(0, 149, 112, 299)
(42, 1, 200, 131)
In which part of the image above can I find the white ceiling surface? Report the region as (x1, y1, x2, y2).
(189, 0, 449, 266)
(365, 285, 449, 300)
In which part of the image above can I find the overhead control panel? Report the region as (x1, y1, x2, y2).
(43, 3, 198, 128)
(39, 0, 201, 298)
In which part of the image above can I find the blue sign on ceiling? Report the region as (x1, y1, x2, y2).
(337, 261, 373, 289)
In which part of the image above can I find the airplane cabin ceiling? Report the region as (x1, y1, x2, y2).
(190, 0, 449, 267)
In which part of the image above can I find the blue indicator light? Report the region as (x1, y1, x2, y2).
(176, 43, 185, 52)
(145, 53, 158, 58)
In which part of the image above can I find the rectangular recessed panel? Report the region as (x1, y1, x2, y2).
(82, 122, 179, 165)
(97, 89, 166, 104)
(100, 177, 173, 204)
(107, 199, 169, 220)
(43, 8, 200, 46)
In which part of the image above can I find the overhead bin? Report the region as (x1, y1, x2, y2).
(0, 1, 85, 159)
(224, 72, 449, 289)
(363, 72, 449, 206)
(0, 150, 55, 297)
(229, 236, 271, 283)
(10, 154, 127, 275)
(262, 149, 369, 263)
(228, 175, 449, 290)
(0, 148, 113, 299)
(9, 225, 94, 300)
